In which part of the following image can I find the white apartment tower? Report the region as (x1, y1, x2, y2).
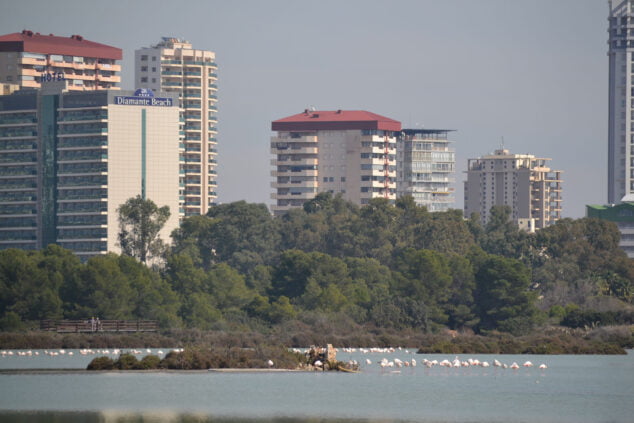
(464, 149, 563, 230)
(271, 110, 401, 215)
(397, 129, 455, 212)
(135, 38, 218, 217)
(608, 0, 634, 204)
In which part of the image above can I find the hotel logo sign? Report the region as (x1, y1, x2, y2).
(114, 88, 173, 107)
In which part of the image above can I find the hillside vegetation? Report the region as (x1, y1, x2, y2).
(1, 194, 633, 342)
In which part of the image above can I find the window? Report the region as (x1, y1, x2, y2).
(151, 78, 156, 83)
(141, 77, 148, 83)
(140, 55, 148, 61)
(6, 76, 11, 81)
(152, 67, 156, 72)
(341, 177, 346, 182)
(152, 56, 157, 61)
(141, 66, 148, 72)
(323, 177, 328, 182)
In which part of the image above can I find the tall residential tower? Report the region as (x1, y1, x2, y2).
(0, 83, 180, 259)
(135, 38, 218, 217)
(464, 149, 562, 231)
(608, 0, 634, 203)
(271, 110, 400, 215)
(396, 129, 455, 212)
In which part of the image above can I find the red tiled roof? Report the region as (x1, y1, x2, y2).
(0, 30, 122, 60)
(272, 110, 401, 132)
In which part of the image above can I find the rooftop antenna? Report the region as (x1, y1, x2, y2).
(309, 105, 316, 111)
(500, 136, 505, 150)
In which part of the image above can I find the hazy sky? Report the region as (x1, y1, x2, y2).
(3, 0, 608, 217)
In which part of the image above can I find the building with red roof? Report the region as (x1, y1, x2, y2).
(271, 109, 401, 215)
(0, 30, 122, 91)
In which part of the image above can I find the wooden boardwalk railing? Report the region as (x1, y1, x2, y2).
(40, 319, 158, 333)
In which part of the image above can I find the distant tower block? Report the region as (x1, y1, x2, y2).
(271, 109, 401, 215)
(464, 149, 563, 230)
(608, 1, 634, 203)
(135, 37, 219, 217)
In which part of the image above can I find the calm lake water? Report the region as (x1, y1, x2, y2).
(0, 348, 633, 423)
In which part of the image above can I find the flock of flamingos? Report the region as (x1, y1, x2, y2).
(1, 346, 548, 371)
(305, 347, 549, 371)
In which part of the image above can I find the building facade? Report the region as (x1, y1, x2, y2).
(587, 201, 634, 258)
(0, 30, 121, 91)
(608, 1, 634, 204)
(396, 129, 455, 212)
(0, 82, 180, 260)
(464, 149, 562, 230)
(135, 37, 218, 217)
(271, 110, 400, 215)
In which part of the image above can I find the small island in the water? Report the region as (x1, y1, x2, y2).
(86, 344, 359, 372)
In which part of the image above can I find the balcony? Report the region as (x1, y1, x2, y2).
(21, 80, 40, 88)
(274, 134, 318, 143)
(19, 57, 46, 66)
(96, 63, 121, 72)
(96, 74, 120, 83)
(271, 157, 318, 166)
(272, 180, 318, 189)
(271, 145, 318, 155)
(49, 60, 75, 69)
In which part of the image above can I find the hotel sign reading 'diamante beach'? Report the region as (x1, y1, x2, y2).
(114, 88, 173, 107)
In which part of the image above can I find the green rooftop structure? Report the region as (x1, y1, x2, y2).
(586, 201, 634, 258)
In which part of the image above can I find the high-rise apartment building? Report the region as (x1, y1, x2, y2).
(271, 110, 400, 215)
(0, 30, 121, 91)
(0, 82, 180, 259)
(464, 149, 562, 230)
(608, 0, 634, 204)
(397, 129, 455, 212)
(135, 38, 218, 217)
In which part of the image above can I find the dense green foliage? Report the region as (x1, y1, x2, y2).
(118, 195, 171, 264)
(1, 195, 633, 337)
(87, 345, 304, 370)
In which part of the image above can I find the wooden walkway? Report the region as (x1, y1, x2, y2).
(40, 319, 158, 333)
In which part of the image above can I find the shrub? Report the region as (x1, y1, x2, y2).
(115, 353, 140, 370)
(87, 356, 115, 370)
(139, 354, 161, 369)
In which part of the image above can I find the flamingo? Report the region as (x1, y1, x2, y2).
(539, 363, 548, 369)
(510, 362, 519, 369)
(267, 359, 274, 368)
(523, 361, 533, 367)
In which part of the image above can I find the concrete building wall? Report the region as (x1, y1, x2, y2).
(106, 105, 180, 254)
(608, 0, 634, 203)
(135, 38, 219, 217)
(464, 149, 562, 229)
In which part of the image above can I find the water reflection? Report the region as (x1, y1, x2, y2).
(0, 411, 412, 423)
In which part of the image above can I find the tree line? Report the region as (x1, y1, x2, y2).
(1, 193, 632, 335)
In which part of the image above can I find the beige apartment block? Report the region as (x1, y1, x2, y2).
(0, 30, 121, 91)
(0, 83, 180, 260)
(135, 38, 218, 217)
(464, 149, 562, 230)
(271, 110, 400, 215)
